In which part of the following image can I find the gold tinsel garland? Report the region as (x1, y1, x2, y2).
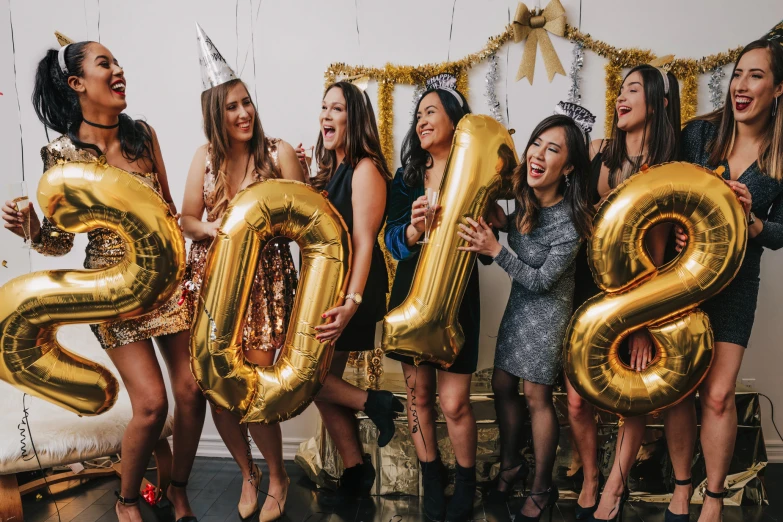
(565, 26, 743, 132)
(324, 31, 512, 166)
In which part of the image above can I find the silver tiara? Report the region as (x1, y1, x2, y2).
(554, 101, 596, 141)
(424, 73, 463, 107)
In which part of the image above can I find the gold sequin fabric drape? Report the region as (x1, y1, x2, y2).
(33, 135, 189, 349)
(178, 138, 298, 351)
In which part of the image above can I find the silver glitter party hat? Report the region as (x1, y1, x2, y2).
(196, 23, 237, 91)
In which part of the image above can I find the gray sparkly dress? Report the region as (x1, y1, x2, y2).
(493, 200, 582, 385)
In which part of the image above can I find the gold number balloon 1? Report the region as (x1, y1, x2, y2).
(382, 115, 517, 368)
(0, 161, 185, 415)
(190, 180, 350, 424)
(565, 162, 747, 417)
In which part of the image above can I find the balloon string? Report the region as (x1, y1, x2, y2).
(8, 3, 24, 182)
(243, 433, 282, 518)
(405, 366, 427, 458)
(354, 0, 363, 65)
(235, 0, 240, 69)
(446, 0, 458, 62)
(20, 394, 63, 522)
(249, 0, 260, 104)
(97, 0, 101, 43)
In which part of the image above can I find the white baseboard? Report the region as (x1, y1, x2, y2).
(191, 435, 307, 461)
(767, 440, 783, 463)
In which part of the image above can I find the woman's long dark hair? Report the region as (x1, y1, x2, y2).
(603, 64, 681, 186)
(201, 78, 280, 218)
(400, 88, 471, 187)
(696, 39, 783, 181)
(311, 81, 391, 189)
(32, 41, 154, 166)
(512, 115, 594, 239)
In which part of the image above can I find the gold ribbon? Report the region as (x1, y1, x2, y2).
(511, 0, 567, 84)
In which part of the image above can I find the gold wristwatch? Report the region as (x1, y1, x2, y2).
(748, 212, 756, 225)
(344, 292, 363, 305)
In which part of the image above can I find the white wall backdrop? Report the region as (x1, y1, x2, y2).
(1, 0, 782, 461)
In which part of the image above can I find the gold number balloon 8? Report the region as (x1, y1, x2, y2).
(190, 180, 350, 424)
(0, 162, 185, 415)
(565, 163, 747, 417)
(383, 115, 517, 368)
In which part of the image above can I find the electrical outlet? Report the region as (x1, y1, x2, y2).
(741, 378, 756, 389)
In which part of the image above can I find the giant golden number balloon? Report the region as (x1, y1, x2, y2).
(382, 115, 517, 368)
(0, 161, 185, 415)
(191, 180, 350, 424)
(565, 163, 747, 417)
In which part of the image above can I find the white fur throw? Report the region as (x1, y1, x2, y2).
(0, 326, 173, 472)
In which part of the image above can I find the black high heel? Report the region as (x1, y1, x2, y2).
(589, 488, 628, 522)
(575, 472, 605, 520)
(167, 480, 198, 522)
(114, 492, 140, 520)
(664, 477, 692, 522)
(702, 488, 725, 519)
(517, 485, 559, 522)
(485, 459, 529, 504)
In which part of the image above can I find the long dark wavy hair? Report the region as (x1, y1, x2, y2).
(400, 88, 471, 187)
(695, 39, 783, 181)
(311, 81, 391, 189)
(201, 78, 280, 218)
(512, 115, 594, 239)
(603, 64, 681, 186)
(32, 41, 154, 166)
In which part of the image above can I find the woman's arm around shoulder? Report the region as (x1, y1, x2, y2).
(276, 140, 306, 182)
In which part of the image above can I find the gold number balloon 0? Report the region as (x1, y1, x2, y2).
(382, 115, 517, 368)
(0, 161, 185, 415)
(190, 180, 350, 424)
(565, 163, 747, 417)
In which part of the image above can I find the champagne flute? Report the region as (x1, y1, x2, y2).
(417, 188, 439, 245)
(304, 146, 318, 178)
(8, 182, 31, 246)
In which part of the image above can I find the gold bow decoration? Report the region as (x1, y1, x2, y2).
(511, 0, 567, 84)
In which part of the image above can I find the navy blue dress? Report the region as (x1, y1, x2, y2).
(383, 169, 486, 374)
(681, 119, 783, 347)
(325, 161, 389, 352)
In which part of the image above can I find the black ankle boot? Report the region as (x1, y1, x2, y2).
(317, 455, 375, 507)
(445, 463, 476, 522)
(364, 389, 405, 447)
(420, 456, 447, 521)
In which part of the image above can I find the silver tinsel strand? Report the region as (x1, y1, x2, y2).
(708, 66, 725, 110)
(567, 42, 584, 104)
(484, 53, 503, 123)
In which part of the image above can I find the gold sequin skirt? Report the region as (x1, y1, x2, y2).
(84, 244, 190, 350)
(178, 238, 298, 351)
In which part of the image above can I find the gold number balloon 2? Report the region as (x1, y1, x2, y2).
(565, 163, 747, 417)
(190, 180, 350, 424)
(0, 161, 185, 415)
(382, 115, 517, 368)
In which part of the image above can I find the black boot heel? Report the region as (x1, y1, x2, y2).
(420, 455, 447, 521)
(364, 389, 405, 447)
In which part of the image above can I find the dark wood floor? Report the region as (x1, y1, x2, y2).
(19, 458, 783, 522)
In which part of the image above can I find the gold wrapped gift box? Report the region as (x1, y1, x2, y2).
(295, 368, 768, 505)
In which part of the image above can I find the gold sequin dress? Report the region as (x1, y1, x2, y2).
(32, 135, 189, 349)
(178, 138, 298, 351)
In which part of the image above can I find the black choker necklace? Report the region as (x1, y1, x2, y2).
(82, 117, 120, 129)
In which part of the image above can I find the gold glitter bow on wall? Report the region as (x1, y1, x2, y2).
(511, 0, 567, 83)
